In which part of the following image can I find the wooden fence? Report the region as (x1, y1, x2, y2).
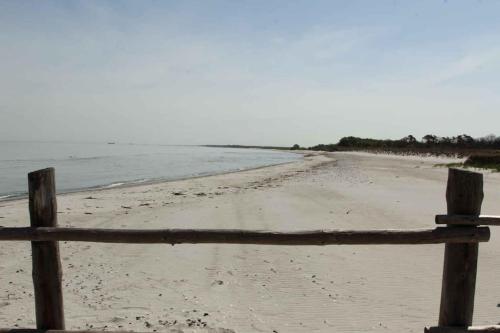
(1, 167, 500, 333)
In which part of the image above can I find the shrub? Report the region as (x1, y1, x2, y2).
(464, 154, 500, 171)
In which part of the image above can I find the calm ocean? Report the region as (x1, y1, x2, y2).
(0, 142, 300, 200)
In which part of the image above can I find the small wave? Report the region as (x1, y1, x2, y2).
(67, 156, 108, 161)
(130, 179, 149, 184)
(102, 182, 125, 189)
(0, 193, 27, 201)
(99, 178, 151, 189)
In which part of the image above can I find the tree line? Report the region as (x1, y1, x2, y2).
(291, 134, 500, 153)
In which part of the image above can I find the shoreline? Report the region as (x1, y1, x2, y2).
(0, 151, 305, 203)
(0, 150, 465, 204)
(0, 146, 470, 204)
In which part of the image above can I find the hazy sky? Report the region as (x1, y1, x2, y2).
(1, 1, 499, 146)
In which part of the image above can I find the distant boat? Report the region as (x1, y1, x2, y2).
(107, 142, 116, 145)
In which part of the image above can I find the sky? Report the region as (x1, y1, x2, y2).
(1, 0, 499, 146)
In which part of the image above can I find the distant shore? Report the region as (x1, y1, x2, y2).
(203, 144, 291, 150)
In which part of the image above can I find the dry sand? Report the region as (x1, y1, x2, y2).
(1, 151, 500, 333)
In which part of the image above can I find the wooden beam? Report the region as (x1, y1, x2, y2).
(0, 330, 177, 333)
(436, 215, 500, 226)
(4, 327, 500, 333)
(425, 326, 500, 332)
(439, 168, 483, 327)
(5, 326, 500, 333)
(0, 226, 490, 245)
(28, 168, 65, 330)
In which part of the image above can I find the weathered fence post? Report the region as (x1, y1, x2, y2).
(438, 168, 483, 327)
(28, 168, 65, 329)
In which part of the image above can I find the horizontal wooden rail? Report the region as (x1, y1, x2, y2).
(0, 226, 490, 245)
(425, 325, 500, 332)
(3, 326, 500, 333)
(0, 330, 153, 333)
(2, 326, 500, 333)
(436, 215, 500, 226)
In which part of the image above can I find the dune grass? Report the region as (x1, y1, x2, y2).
(435, 154, 500, 172)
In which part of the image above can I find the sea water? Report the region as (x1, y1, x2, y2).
(0, 142, 300, 200)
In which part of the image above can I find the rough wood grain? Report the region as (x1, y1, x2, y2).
(0, 226, 490, 244)
(4, 327, 500, 333)
(3, 328, 497, 333)
(439, 168, 483, 327)
(7, 328, 498, 333)
(28, 168, 65, 329)
(436, 215, 500, 226)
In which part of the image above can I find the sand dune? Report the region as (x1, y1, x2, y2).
(1, 152, 500, 332)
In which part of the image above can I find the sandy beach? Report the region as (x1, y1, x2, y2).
(1, 152, 500, 333)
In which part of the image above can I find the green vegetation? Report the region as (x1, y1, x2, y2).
(464, 154, 500, 172)
(434, 162, 464, 169)
(434, 159, 500, 172)
(308, 134, 500, 157)
(308, 143, 338, 152)
(310, 134, 500, 172)
(206, 134, 500, 171)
